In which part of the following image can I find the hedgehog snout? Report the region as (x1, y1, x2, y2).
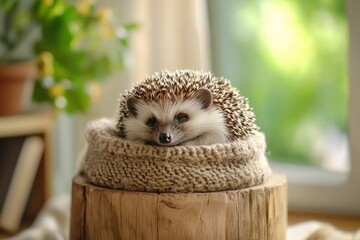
(159, 133, 172, 144)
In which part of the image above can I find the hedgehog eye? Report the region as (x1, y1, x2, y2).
(146, 117, 158, 128)
(175, 113, 189, 123)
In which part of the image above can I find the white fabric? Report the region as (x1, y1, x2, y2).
(287, 221, 360, 240)
(7, 195, 70, 240)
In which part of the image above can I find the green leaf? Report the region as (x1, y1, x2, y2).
(0, 0, 19, 14)
(14, 10, 31, 29)
(40, 14, 75, 53)
(122, 22, 140, 31)
(119, 38, 128, 47)
(32, 80, 52, 103)
(64, 85, 90, 113)
(0, 0, 10, 7)
(86, 56, 113, 79)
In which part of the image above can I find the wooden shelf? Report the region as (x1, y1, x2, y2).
(0, 111, 54, 137)
(0, 111, 54, 236)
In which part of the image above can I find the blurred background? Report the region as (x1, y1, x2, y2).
(209, 1, 348, 171)
(0, 0, 359, 235)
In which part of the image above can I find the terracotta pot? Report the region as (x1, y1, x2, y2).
(0, 61, 36, 116)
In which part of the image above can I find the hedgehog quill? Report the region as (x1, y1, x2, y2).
(117, 70, 258, 146)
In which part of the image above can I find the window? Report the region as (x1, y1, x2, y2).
(208, 0, 360, 214)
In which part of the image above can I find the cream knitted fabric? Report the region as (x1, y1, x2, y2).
(83, 118, 271, 193)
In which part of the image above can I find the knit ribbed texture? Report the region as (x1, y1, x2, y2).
(83, 118, 272, 193)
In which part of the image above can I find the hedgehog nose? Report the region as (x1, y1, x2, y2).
(159, 133, 172, 143)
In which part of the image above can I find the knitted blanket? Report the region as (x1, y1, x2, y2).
(82, 118, 272, 193)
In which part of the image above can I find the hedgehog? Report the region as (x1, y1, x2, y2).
(116, 69, 258, 146)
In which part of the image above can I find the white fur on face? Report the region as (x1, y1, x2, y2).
(123, 98, 228, 146)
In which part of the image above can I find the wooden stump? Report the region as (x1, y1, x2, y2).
(70, 173, 287, 240)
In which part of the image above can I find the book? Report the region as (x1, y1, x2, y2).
(0, 136, 44, 232)
(0, 136, 26, 210)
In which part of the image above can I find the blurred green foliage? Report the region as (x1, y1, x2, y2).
(231, 0, 348, 164)
(0, 0, 137, 113)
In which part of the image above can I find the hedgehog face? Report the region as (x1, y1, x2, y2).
(123, 88, 227, 146)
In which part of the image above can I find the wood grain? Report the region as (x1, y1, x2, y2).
(70, 173, 287, 240)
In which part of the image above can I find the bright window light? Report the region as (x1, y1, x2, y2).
(210, 0, 349, 172)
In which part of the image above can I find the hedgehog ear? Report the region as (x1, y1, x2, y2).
(127, 96, 140, 117)
(192, 88, 212, 110)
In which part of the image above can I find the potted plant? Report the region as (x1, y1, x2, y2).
(0, 0, 136, 115)
(0, 0, 37, 115)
